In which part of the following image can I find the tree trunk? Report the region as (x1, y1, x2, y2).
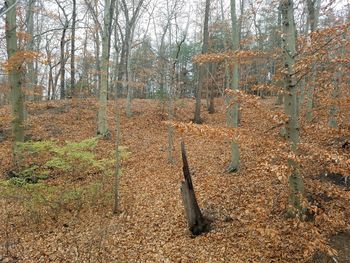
(227, 0, 240, 172)
(275, 2, 284, 105)
(305, 0, 320, 122)
(113, 94, 121, 214)
(70, 0, 76, 97)
(193, 0, 210, 124)
(180, 141, 209, 235)
(238, 0, 244, 48)
(5, 0, 24, 165)
(328, 70, 341, 128)
(281, 0, 305, 216)
(208, 63, 215, 114)
(60, 21, 68, 99)
(48, 64, 53, 100)
(97, 0, 116, 136)
(120, 0, 144, 117)
(94, 30, 101, 97)
(26, 0, 35, 101)
(125, 29, 133, 117)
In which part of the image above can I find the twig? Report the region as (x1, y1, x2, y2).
(264, 122, 284, 133)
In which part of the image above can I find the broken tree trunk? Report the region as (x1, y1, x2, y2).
(180, 141, 209, 235)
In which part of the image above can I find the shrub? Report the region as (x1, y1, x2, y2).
(1, 137, 130, 222)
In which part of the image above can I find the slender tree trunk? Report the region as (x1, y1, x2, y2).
(275, 2, 284, 105)
(208, 63, 215, 114)
(305, 0, 320, 122)
(281, 0, 304, 216)
(60, 22, 68, 99)
(113, 92, 121, 214)
(111, 10, 120, 100)
(70, 0, 76, 97)
(194, 0, 210, 124)
(117, 42, 126, 97)
(238, 0, 244, 47)
(167, 23, 174, 164)
(94, 31, 101, 96)
(48, 64, 53, 100)
(125, 28, 133, 117)
(328, 77, 339, 128)
(228, 0, 239, 127)
(79, 29, 89, 97)
(33, 8, 41, 101)
(26, 0, 35, 101)
(113, 18, 121, 212)
(227, 0, 240, 172)
(121, 0, 144, 117)
(5, 0, 24, 165)
(97, 0, 116, 136)
(328, 60, 342, 128)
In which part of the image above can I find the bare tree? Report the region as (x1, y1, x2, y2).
(71, 0, 77, 96)
(119, 0, 146, 117)
(25, 0, 36, 101)
(281, 0, 304, 216)
(5, 0, 24, 165)
(55, 0, 70, 99)
(227, 0, 240, 172)
(193, 0, 210, 124)
(97, 0, 117, 136)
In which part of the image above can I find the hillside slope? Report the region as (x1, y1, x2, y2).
(0, 98, 349, 262)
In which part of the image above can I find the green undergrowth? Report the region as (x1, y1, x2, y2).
(1, 137, 130, 222)
(0, 180, 107, 222)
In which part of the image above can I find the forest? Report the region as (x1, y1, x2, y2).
(0, 0, 349, 262)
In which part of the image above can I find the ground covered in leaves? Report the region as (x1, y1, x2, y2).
(0, 97, 349, 262)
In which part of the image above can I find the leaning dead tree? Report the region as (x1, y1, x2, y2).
(180, 141, 209, 235)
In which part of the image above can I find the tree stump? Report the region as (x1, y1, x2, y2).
(180, 141, 210, 235)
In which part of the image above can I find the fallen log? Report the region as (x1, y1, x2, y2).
(180, 141, 210, 235)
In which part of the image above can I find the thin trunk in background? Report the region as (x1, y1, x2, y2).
(275, 1, 284, 105)
(120, 0, 145, 118)
(208, 63, 216, 114)
(113, 91, 121, 214)
(305, 0, 321, 122)
(71, 0, 77, 96)
(193, 0, 210, 124)
(238, 0, 244, 47)
(328, 72, 340, 128)
(328, 40, 344, 128)
(56, 2, 69, 100)
(26, 0, 35, 101)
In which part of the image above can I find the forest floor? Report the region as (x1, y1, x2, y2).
(0, 97, 349, 262)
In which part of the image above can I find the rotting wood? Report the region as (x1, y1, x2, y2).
(180, 141, 210, 236)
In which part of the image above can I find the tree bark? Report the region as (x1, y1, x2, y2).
(120, 0, 145, 117)
(305, 0, 320, 122)
(97, 0, 116, 136)
(208, 63, 215, 114)
(193, 0, 210, 124)
(26, 0, 35, 101)
(55, 0, 70, 99)
(5, 0, 24, 165)
(281, 0, 305, 216)
(70, 0, 77, 96)
(275, 1, 284, 105)
(227, 0, 240, 172)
